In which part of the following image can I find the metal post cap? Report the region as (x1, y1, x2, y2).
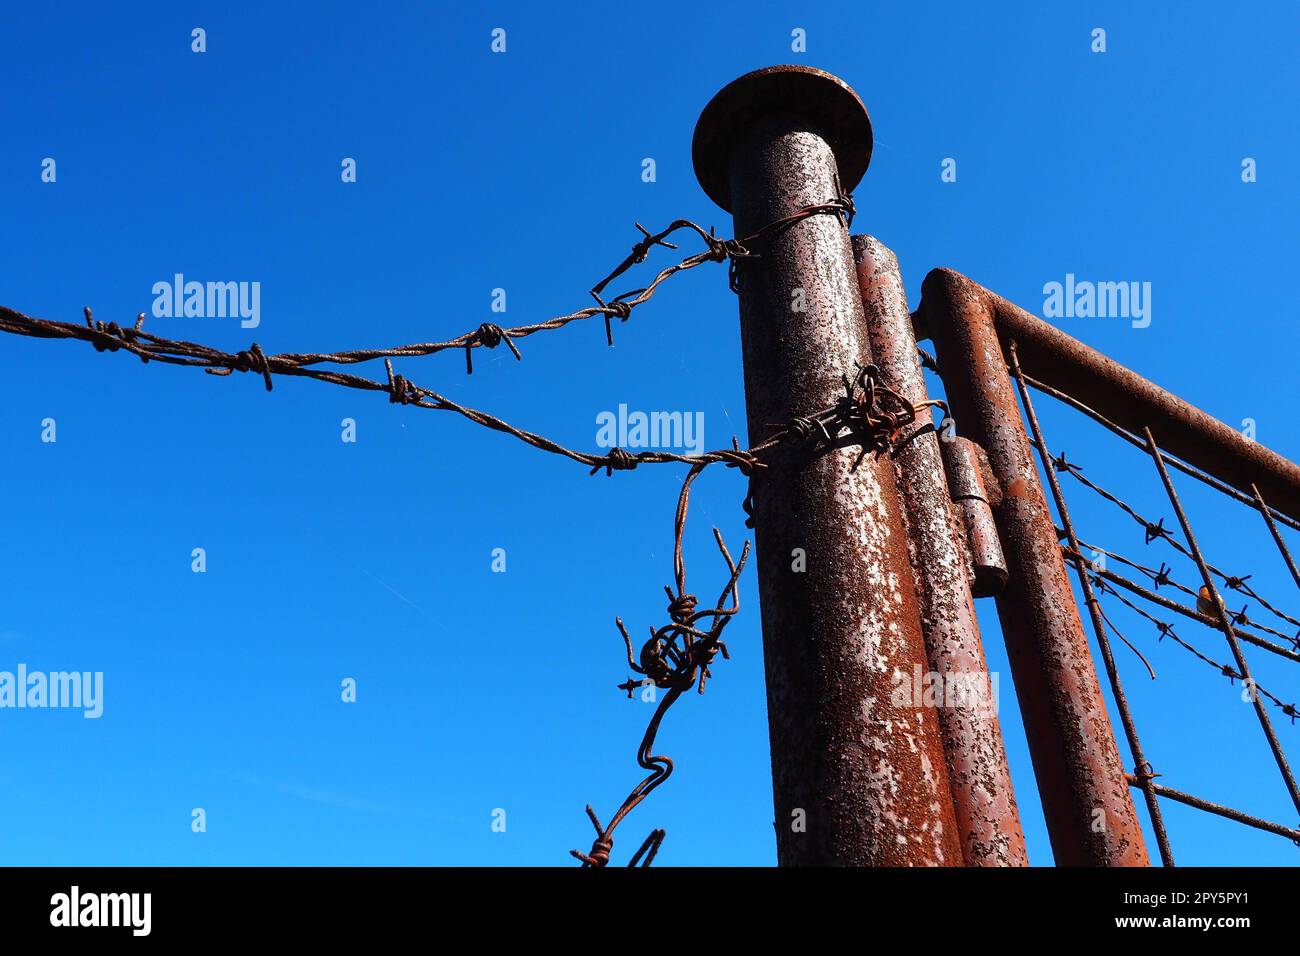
(691, 65, 873, 213)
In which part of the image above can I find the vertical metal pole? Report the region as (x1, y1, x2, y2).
(1251, 483, 1300, 592)
(693, 67, 962, 866)
(851, 235, 1028, 866)
(915, 268, 1149, 866)
(1144, 428, 1300, 816)
(1008, 343, 1175, 867)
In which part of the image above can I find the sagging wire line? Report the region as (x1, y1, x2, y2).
(2, 192, 948, 866)
(1088, 588, 1157, 681)
(0, 196, 854, 378)
(1043, 446, 1300, 641)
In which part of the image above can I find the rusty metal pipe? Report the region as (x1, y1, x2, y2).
(914, 270, 1300, 523)
(693, 67, 962, 866)
(940, 436, 1009, 597)
(1010, 344, 1175, 867)
(915, 267, 1150, 866)
(852, 234, 1028, 866)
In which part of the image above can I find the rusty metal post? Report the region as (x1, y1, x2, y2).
(851, 235, 1028, 866)
(915, 268, 1149, 866)
(693, 67, 962, 866)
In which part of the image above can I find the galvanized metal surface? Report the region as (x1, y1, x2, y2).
(852, 235, 1027, 866)
(916, 267, 1150, 866)
(694, 68, 962, 866)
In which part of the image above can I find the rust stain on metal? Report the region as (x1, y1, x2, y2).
(853, 235, 1027, 867)
(940, 436, 1009, 597)
(967, 281, 1300, 524)
(695, 68, 961, 866)
(915, 268, 1150, 867)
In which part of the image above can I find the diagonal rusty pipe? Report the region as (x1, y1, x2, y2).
(852, 235, 1028, 866)
(918, 275, 1300, 524)
(915, 268, 1149, 866)
(693, 67, 962, 865)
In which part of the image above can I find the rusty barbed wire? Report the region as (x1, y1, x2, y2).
(1061, 548, 1299, 724)
(920, 337, 1300, 539)
(0, 210, 885, 487)
(936, 326, 1300, 850)
(1, 192, 952, 867)
(1067, 536, 1300, 652)
(1064, 536, 1300, 659)
(0, 195, 852, 379)
(571, 522, 749, 867)
(1044, 448, 1300, 638)
(570, 365, 941, 866)
(1009, 353, 1300, 535)
(930, 334, 1300, 656)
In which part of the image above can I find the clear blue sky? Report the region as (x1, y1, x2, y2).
(2, 1, 1298, 866)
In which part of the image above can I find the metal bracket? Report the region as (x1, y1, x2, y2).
(941, 436, 1008, 596)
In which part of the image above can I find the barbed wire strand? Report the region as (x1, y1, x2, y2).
(928, 338, 1299, 846)
(0, 198, 853, 380)
(1062, 538, 1300, 661)
(1044, 447, 1300, 637)
(0, 197, 908, 868)
(571, 363, 941, 865)
(1141, 425, 1300, 818)
(919, 342, 1300, 535)
(1069, 553, 1299, 722)
(1071, 538, 1300, 650)
(1007, 341, 1174, 865)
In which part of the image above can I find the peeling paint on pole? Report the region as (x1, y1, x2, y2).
(851, 235, 1028, 866)
(694, 67, 961, 866)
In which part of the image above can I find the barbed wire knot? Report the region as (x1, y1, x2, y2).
(1143, 518, 1171, 545)
(570, 806, 616, 868)
(464, 323, 522, 374)
(1050, 451, 1078, 474)
(665, 589, 698, 623)
(217, 343, 275, 391)
(384, 359, 416, 405)
(590, 447, 639, 477)
(1133, 761, 1161, 782)
(630, 222, 677, 264)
